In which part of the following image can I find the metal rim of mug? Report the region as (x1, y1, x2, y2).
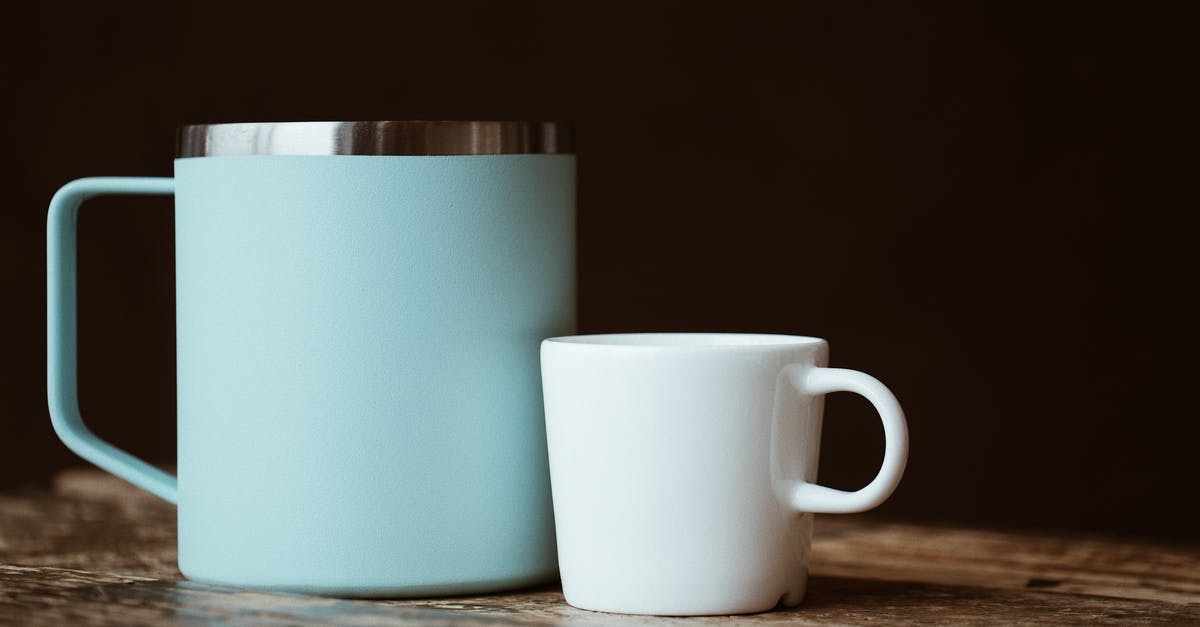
(176, 121, 573, 157)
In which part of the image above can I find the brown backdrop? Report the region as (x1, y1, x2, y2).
(2, 1, 1196, 540)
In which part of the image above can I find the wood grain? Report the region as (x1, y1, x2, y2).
(811, 517, 1200, 604)
(0, 469, 1196, 625)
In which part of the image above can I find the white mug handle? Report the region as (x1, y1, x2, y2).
(779, 365, 909, 514)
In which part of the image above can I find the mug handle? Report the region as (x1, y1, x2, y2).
(47, 177, 178, 503)
(776, 365, 909, 514)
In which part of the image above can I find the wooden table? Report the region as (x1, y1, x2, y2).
(1, 470, 1196, 625)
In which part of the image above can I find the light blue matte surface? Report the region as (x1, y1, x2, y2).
(47, 154, 575, 595)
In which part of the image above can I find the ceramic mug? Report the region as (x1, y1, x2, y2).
(47, 121, 575, 596)
(541, 333, 908, 615)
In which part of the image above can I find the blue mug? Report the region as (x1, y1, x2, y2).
(46, 121, 575, 596)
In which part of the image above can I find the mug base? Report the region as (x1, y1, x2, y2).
(179, 569, 557, 599)
(564, 584, 806, 617)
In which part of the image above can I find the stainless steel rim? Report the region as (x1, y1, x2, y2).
(176, 121, 572, 157)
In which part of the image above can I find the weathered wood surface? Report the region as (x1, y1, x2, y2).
(1, 469, 1197, 625)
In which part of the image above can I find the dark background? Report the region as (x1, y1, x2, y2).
(2, 2, 1196, 540)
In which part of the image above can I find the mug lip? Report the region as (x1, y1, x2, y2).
(543, 332, 826, 350)
(176, 120, 573, 158)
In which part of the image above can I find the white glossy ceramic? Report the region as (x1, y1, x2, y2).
(540, 333, 908, 616)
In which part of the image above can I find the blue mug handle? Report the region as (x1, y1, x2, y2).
(47, 177, 178, 502)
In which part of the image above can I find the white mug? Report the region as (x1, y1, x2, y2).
(540, 333, 908, 616)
